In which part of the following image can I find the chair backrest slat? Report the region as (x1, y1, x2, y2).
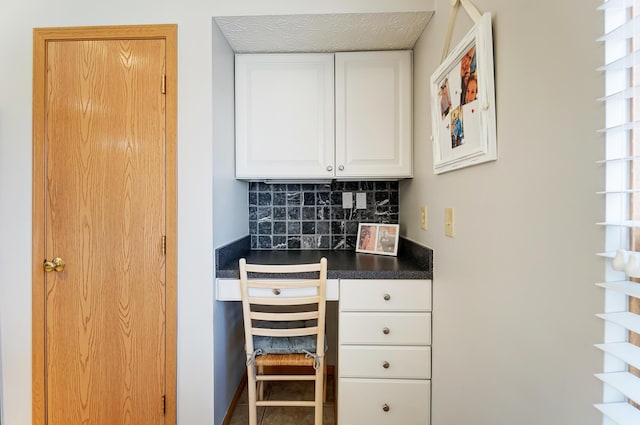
(243, 262, 323, 274)
(250, 311, 319, 322)
(247, 279, 321, 288)
(251, 327, 319, 338)
(247, 295, 319, 306)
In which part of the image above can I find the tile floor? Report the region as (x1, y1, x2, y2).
(228, 375, 336, 425)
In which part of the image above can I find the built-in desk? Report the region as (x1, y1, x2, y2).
(215, 237, 433, 281)
(215, 237, 433, 425)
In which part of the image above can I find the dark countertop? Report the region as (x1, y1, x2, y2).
(215, 236, 433, 280)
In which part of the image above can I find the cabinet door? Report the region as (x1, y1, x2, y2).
(235, 53, 335, 179)
(335, 51, 413, 178)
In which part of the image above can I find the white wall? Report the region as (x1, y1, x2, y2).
(0, 1, 436, 425)
(211, 20, 249, 424)
(402, 0, 604, 424)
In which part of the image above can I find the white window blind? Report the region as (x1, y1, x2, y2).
(597, 1, 640, 424)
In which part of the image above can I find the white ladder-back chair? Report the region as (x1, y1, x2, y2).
(239, 257, 328, 425)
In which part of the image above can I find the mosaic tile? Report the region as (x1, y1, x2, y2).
(273, 192, 287, 205)
(247, 181, 399, 250)
(287, 237, 301, 249)
(302, 222, 315, 235)
(273, 221, 287, 235)
(273, 236, 287, 249)
(302, 235, 317, 249)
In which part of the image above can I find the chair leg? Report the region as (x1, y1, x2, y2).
(315, 359, 324, 425)
(247, 365, 258, 425)
(257, 365, 264, 401)
(323, 361, 328, 403)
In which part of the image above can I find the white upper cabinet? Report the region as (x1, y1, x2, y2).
(335, 51, 413, 179)
(235, 51, 413, 180)
(235, 53, 335, 180)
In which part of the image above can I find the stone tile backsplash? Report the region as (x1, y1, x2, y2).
(249, 181, 399, 250)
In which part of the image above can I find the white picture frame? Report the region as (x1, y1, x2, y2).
(430, 13, 497, 174)
(356, 223, 399, 256)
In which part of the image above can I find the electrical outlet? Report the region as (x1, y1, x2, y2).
(420, 206, 427, 230)
(445, 207, 455, 237)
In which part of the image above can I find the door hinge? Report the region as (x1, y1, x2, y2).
(161, 74, 166, 94)
(162, 236, 166, 256)
(162, 395, 166, 415)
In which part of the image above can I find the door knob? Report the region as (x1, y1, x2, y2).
(43, 257, 65, 272)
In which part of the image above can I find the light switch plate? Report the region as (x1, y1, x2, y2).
(356, 192, 366, 209)
(420, 206, 427, 230)
(445, 207, 455, 237)
(342, 192, 353, 209)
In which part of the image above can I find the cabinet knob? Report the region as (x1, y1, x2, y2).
(382, 361, 390, 369)
(272, 288, 281, 295)
(382, 327, 390, 335)
(383, 293, 391, 301)
(326, 165, 333, 172)
(338, 164, 344, 171)
(382, 404, 390, 412)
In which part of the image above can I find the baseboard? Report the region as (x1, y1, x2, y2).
(221, 373, 247, 425)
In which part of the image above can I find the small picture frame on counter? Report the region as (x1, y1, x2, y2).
(356, 223, 399, 256)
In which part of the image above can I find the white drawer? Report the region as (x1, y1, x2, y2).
(339, 346, 431, 379)
(340, 312, 431, 345)
(338, 378, 430, 425)
(340, 279, 431, 312)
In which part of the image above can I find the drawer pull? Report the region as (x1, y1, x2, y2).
(382, 327, 390, 335)
(383, 293, 391, 301)
(382, 403, 390, 412)
(272, 288, 281, 295)
(382, 361, 390, 369)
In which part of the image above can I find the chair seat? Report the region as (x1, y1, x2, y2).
(253, 353, 316, 367)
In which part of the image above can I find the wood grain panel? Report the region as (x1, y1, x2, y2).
(31, 23, 178, 424)
(45, 37, 166, 425)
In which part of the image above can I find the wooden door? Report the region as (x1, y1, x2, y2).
(32, 26, 177, 425)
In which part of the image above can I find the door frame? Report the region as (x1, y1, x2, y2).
(32, 24, 177, 425)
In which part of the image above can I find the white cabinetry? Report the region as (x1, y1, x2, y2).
(235, 53, 335, 179)
(338, 279, 431, 425)
(334, 51, 413, 179)
(235, 51, 412, 180)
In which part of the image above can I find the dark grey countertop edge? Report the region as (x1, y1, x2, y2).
(215, 235, 433, 280)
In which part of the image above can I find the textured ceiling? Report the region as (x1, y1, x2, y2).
(214, 12, 434, 53)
